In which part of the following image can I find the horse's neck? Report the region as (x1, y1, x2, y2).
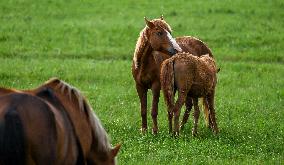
(140, 42, 153, 67)
(40, 84, 93, 157)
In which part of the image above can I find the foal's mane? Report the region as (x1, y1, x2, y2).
(43, 78, 111, 152)
(133, 18, 172, 69)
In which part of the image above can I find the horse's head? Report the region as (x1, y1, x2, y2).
(86, 110, 121, 165)
(87, 144, 121, 165)
(144, 16, 182, 56)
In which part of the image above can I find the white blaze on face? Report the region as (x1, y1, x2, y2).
(166, 31, 182, 52)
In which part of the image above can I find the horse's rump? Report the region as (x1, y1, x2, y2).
(172, 53, 217, 95)
(161, 53, 217, 99)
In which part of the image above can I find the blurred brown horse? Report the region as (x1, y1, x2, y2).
(0, 78, 120, 165)
(132, 16, 213, 134)
(161, 53, 219, 136)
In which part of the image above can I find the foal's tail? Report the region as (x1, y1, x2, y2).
(160, 59, 175, 110)
(0, 108, 26, 165)
(202, 98, 210, 127)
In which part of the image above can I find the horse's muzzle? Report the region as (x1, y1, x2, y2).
(167, 47, 177, 56)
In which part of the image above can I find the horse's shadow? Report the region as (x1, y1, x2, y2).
(177, 125, 245, 145)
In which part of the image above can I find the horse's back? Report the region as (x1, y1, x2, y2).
(175, 36, 213, 57)
(0, 93, 58, 165)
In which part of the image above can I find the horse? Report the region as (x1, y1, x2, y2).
(160, 53, 219, 136)
(132, 16, 214, 134)
(0, 78, 121, 165)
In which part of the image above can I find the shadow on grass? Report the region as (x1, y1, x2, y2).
(183, 125, 284, 156)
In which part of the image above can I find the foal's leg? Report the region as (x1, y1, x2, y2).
(207, 92, 219, 134)
(167, 109, 173, 134)
(167, 89, 176, 134)
(151, 82, 160, 134)
(192, 98, 200, 136)
(136, 84, 148, 134)
(163, 91, 174, 134)
(180, 95, 193, 130)
(173, 90, 187, 136)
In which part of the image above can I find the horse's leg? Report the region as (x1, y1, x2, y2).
(151, 82, 160, 134)
(136, 84, 148, 134)
(180, 95, 193, 130)
(192, 98, 200, 136)
(167, 109, 173, 134)
(173, 90, 186, 136)
(161, 82, 175, 134)
(166, 88, 176, 134)
(206, 92, 219, 134)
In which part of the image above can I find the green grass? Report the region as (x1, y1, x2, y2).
(0, 0, 283, 164)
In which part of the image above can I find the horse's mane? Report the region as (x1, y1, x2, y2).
(133, 18, 172, 69)
(44, 78, 111, 152)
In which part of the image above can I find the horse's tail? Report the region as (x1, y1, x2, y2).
(202, 98, 210, 128)
(0, 108, 26, 165)
(160, 59, 175, 110)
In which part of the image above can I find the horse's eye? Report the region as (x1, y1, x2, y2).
(157, 32, 163, 36)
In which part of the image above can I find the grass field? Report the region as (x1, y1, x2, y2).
(0, 0, 283, 164)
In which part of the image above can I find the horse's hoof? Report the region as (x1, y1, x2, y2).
(213, 129, 219, 135)
(180, 124, 185, 130)
(140, 128, 147, 134)
(152, 128, 158, 135)
(173, 131, 179, 137)
(207, 126, 213, 130)
(168, 128, 172, 134)
(192, 129, 197, 137)
(206, 123, 213, 131)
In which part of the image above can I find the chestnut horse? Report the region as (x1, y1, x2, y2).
(0, 78, 120, 165)
(160, 53, 219, 136)
(132, 16, 214, 134)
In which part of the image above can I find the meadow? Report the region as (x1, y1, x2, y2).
(0, 0, 283, 164)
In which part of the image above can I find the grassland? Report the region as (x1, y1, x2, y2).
(0, 0, 283, 164)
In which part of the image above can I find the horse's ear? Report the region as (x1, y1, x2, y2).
(144, 17, 155, 29)
(111, 144, 121, 157)
(160, 15, 164, 20)
(217, 68, 221, 73)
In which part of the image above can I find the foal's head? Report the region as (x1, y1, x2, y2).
(144, 16, 182, 55)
